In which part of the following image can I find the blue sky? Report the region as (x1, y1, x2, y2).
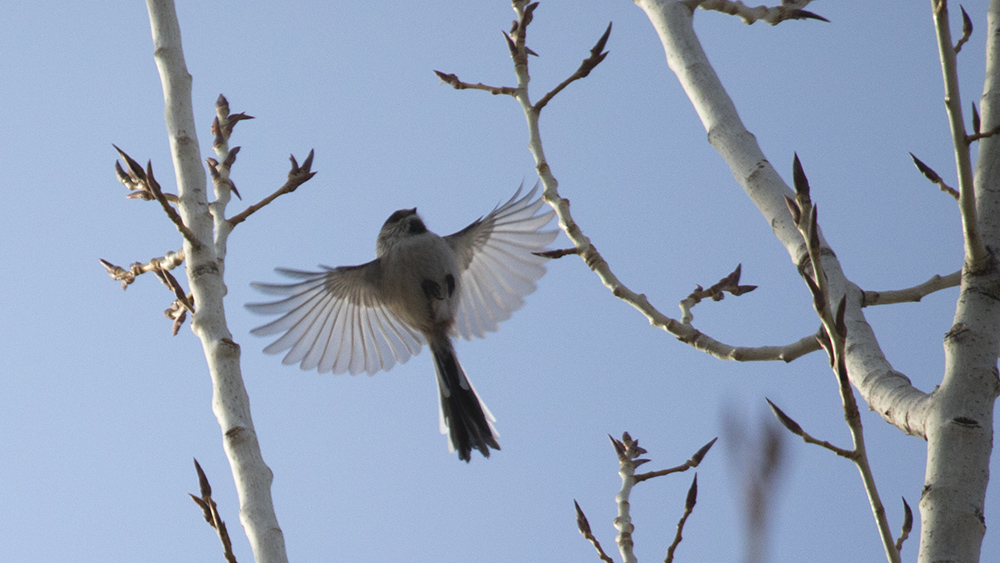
(1, 1, 997, 562)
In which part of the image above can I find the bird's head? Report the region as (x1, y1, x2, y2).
(376, 208, 428, 255)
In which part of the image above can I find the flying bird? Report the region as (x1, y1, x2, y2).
(247, 183, 557, 461)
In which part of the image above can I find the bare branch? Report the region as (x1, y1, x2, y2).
(212, 94, 255, 141)
(634, 437, 717, 482)
(534, 22, 612, 113)
(678, 263, 757, 324)
(895, 497, 913, 554)
(208, 94, 251, 208)
(98, 250, 185, 290)
(112, 145, 202, 247)
(151, 266, 195, 335)
(954, 4, 973, 52)
(144, 3, 287, 560)
(599, 433, 714, 562)
(533, 247, 580, 259)
(433, 70, 516, 96)
(610, 432, 641, 563)
(573, 501, 615, 563)
(696, 0, 829, 25)
(966, 123, 1000, 143)
(146, 161, 203, 247)
(932, 0, 988, 269)
(787, 155, 901, 563)
(485, 3, 825, 368)
(190, 459, 239, 563)
(862, 270, 961, 306)
(909, 152, 960, 200)
(664, 475, 698, 563)
(766, 398, 856, 459)
(228, 150, 317, 228)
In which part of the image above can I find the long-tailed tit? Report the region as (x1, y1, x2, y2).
(247, 183, 557, 461)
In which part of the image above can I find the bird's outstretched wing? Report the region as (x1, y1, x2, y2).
(246, 262, 425, 375)
(445, 182, 558, 340)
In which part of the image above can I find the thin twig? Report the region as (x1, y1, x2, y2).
(209, 94, 251, 201)
(534, 247, 580, 259)
(601, 434, 715, 562)
(493, 0, 821, 366)
(766, 398, 856, 459)
(634, 437, 717, 482)
(433, 71, 517, 96)
(152, 266, 195, 335)
(932, 0, 987, 269)
(190, 459, 239, 563)
(967, 124, 1000, 143)
(784, 156, 900, 563)
(112, 145, 202, 247)
(573, 501, 615, 563)
(954, 5, 973, 53)
(228, 150, 316, 227)
(695, 0, 829, 25)
(862, 270, 961, 306)
(678, 263, 757, 324)
(909, 153, 960, 200)
(145, 160, 203, 248)
(98, 250, 185, 290)
(895, 497, 913, 554)
(664, 475, 698, 563)
(610, 432, 642, 563)
(533, 22, 612, 113)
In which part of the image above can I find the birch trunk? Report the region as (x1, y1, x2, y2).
(145, 1, 288, 561)
(632, 1, 999, 561)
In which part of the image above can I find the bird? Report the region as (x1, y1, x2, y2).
(246, 183, 557, 461)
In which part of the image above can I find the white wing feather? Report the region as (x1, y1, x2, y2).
(247, 265, 424, 375)
(445, 183, 557, 340)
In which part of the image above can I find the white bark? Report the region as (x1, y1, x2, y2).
(632, 1, 998, 562)
(145, 1, 288, 562)
(919, 1, 1000, 560)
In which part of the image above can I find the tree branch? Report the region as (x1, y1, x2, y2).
(113, 145, 202, 247)
(862, 270, 961, 306)
(894, 497, 913, 555)
(664, 475, 698, 563)
(633, 0, 929, 440)
(518, 2, 823, 366)
(433, 70, 517, 96)
(591, 434, 714, 563)
(932, 0, 988, 269)
(766, 398, 855, 459)
(573, 500, 615, 563)
(634, 437, 716, 482)
(144, 1, 287, 561)
(785, 156, 900, 563)
(533, 22, 611, 113)
(695, 0, 828, 25)
(190, 459, 240, 563)
(909, 152, 960, 200)
(99, 250, 185, 290)
(678, 263, 757, 324)
(915, 3, 1000, 561)
(227, 150, 316, 228)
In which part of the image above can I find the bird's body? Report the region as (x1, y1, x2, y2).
(376, 219, 460, 335)
(247, 184, 556, 461)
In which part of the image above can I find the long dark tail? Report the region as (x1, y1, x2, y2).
(429, 336, 500, 462)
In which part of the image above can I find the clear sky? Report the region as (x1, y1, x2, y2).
(1, 1, 997, 562)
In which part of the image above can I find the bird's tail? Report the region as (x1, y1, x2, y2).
(429, 336, 500, 462)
